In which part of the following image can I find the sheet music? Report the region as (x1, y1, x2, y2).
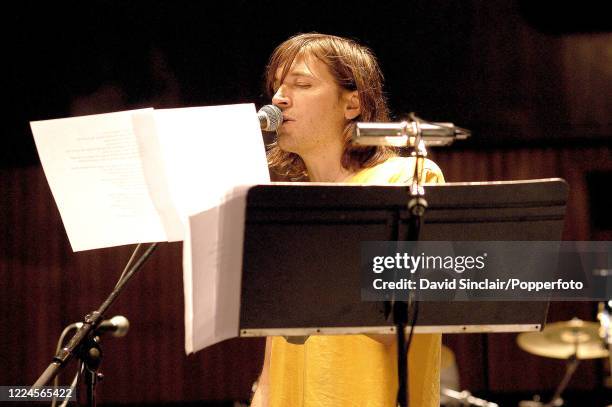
(30, 108, 169, 251)
(30, 103, 268, 252)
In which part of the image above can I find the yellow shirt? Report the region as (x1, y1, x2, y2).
(269, 156, 444, 407)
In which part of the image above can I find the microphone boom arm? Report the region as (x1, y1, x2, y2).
(32, 243, 158, 389)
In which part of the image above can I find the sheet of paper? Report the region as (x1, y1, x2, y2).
(131, 112, 184, 242)
(30, 109, 170, 251)
(184, 184, 254, 353)
(149, 104, 270, 353)
(30, 103, 269, 253)
(149, 104, 270, 217)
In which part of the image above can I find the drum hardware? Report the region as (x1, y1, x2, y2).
(441, 387, 499, 407)
(517, 318, 610, 407)
(597, 301, 612, 388)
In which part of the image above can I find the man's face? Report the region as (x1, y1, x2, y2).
(271, 53, 350, 157)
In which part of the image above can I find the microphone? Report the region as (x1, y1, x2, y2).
(258, 104, 283, 131)
(75, 315, 130, 338)
(353, 121, 470, 147)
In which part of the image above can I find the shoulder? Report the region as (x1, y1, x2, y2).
(349, 156, 444, 185)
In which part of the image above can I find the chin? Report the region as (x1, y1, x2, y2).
(277, 134, 297, 153)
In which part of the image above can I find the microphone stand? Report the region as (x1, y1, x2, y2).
(394, 115, 428, 407)
(32, 243, 158, 404)
(83, 335, 102, 407)
(353, 114, 468, 407)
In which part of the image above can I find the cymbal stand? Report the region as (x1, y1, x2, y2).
(543, 336, 581, 407)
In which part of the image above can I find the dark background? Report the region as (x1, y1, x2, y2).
(4, 0, 611, 167)
(1, 0, 611, 406)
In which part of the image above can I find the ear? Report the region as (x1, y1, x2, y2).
(343, 90, 361, 120)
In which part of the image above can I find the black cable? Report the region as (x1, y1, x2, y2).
(405, 299, 419, 356)
(115, 243, 143, 288)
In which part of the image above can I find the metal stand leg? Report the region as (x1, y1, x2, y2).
(543, 356, 579, 407)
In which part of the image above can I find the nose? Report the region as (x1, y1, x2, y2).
(272, 86, 291, 109)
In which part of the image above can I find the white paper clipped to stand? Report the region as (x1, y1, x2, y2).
(30, 103, 269, 251)
(184, 185, 253, 354)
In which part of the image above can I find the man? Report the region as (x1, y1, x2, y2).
(252, 33, 443, 407)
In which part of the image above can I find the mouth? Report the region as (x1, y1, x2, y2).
(282, 115, 295, 122)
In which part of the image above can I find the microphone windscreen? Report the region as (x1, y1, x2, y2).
(258, 105, 283, 131)
(108, 315, 130, 337)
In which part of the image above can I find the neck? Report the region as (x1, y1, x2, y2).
(301, 145, 354, 182)
(306, 161, 354, 182)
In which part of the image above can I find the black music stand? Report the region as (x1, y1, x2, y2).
(239, 178, 568, 336)
(236, 178, 567, 406)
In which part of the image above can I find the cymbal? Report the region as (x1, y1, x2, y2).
(517, 319, 609, 360)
